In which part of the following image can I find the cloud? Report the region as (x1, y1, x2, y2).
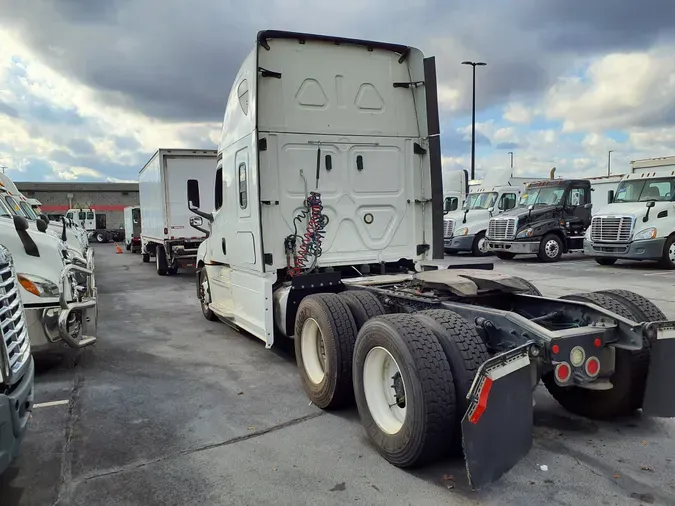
(503, 103, 534, 124)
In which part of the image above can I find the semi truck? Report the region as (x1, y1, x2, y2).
(443, 169, 469, 214)
(187, 30, 675, 489)
(64, 208, 123, 244)
(585, 155, 675, 268)
(0, 245, 34, 476)
(443, 169, 545, 255)
(123, 206, 142, 253)
(139, 149, 217, 275)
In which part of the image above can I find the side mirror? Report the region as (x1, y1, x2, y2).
(14, 215, 39, 257)
(40, 214, 50, 224)
(646, 200, 656, 208)
(190, 216, 203, 227)
(488, 206, 495, 214)
(528, 204, 534, 211)
(608, 190, 615, 204)
(13, 215, 28, 232)
(36, 219, 48, 233)
(584, 203, 592, 209)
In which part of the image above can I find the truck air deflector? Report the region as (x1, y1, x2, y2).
(462, 343, 533, 489)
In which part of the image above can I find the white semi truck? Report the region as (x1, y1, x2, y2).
(444, 169, 545, 255)
(186, 30, 675, 488)
(585, 155, 675, 268)
(139, 149, 217, 275)
(443, 169, 469, 214)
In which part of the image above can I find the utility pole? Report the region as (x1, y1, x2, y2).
(462, 60, 487, 181)
(508, 151, 514, 169)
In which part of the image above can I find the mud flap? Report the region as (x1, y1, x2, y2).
(462, 343, 534, 489)
(642, 321, 675, 417)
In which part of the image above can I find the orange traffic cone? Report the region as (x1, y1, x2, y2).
(114, 242, 123, 254)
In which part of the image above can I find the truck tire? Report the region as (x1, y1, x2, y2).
(199, 269, 219, 322)
(538, 233, 563, 262)
(142, 253, 150, 263)
(659, 235, 675, 270)
(156, 245, 168, 276)
(338, 291, 386, 330)
(413, 309, 490, 455)
(95, 232, 105, 243)
(472, 231, 490, 257)
(353, 314, 456, 467)
(511, 277, 542, 296)
(167, 267, 178, 276)
(294, 293, 358, 410)
(597, 289, 667, 322)
(595, 258, 617, 266)
(543, 292, 651, 418)
(495, 252, 516, 260)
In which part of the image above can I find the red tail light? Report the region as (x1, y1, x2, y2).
(585, 357, 600, 377)
(554, 362, 571, 383)
(163, 227, 168, 235)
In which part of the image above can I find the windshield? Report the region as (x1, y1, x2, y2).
(614, 178, 675, 203)
(5, 196, 27, 217)
(19, 201, 38, 220)
(79, 211, 87, 221)
(519, 186, 565, 207)
(464, 192, 498, 210)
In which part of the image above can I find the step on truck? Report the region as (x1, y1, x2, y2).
(139, 149, 217, 275)
(585, 155, 675, 268)
(188, 30, 675, 489)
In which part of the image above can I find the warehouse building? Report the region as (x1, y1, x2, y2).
(15, 182, 139, 229)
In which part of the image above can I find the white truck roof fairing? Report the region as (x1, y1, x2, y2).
(631, 155, 675, 171)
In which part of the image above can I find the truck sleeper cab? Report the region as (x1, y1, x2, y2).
(585, 169, 675, 269)
(486, 179, 592, 262)
(0, 244, 34, 476)
(188, 30, 675, 490)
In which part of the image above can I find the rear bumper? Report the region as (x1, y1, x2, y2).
(584, 238, 666, 260)
(447, 234, 475, 252)
(487, 240, 539, 254)
(0, 358, 34, 475)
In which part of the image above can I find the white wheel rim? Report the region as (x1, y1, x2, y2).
(669, 243, 675, 263)
(300, 318, 326, 384)
(363, 346, 407, 435)
(545, 239, 559, 258)
(478, 237, 488, 253)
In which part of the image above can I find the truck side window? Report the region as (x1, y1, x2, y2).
(187, 179, 200, 208)
(79, 212, 87, 221)
(499, 193, 516, 210)
(568, 187, 587, 206)
(239, 163, 248, 209)
(215, 167, 223, 210)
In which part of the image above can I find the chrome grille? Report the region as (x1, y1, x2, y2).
(488, 218, 517, 240)
(0, 252, 30, 379)
(444, 219, 455, 238)
(590, 216, 634, 243)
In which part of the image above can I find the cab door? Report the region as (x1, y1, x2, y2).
(565, 184, 592, 240)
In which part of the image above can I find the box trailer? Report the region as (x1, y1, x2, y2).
(139, 149, 217, 275)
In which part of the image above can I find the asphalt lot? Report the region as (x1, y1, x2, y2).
(1, 246, 675, 505)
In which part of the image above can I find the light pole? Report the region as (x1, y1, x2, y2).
(508, 151, 514, 169)
(607, 150, 614, 176)
(462, 60, 487, 181)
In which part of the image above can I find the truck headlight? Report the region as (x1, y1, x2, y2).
(516, 228, 533, 239)
(17, 273, 60, 298)
(455, 227, 469, 236)
(634, 227, 657, 241)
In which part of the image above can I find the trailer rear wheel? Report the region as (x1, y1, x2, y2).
(543, 292, 651, 418)
(142, 253, 150, 263)
(338, 291, 386, 330)
(413, 309, 490, 454)
(156, 245, 168, 276)
(597, 289, 667, 322)
(295, 294, 358, 410)
(353, 314, 456, 467)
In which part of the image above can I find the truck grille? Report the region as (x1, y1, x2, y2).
(488, 217, 517, 240)
(590, 216, 634, 243)
(444, 219, 455, 238)
(0, 249, 30, 379)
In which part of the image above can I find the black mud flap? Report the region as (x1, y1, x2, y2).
(642, 321, 675, 417)
(462, 343, 534, 489)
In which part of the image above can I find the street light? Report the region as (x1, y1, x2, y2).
(607, 150, 614, 176)
(508, 151, 514, 169)
(462, 60, 487, 181)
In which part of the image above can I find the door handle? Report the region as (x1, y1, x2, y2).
(222, 238, 227, 255)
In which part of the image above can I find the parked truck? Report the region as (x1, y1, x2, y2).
(123, 206, 142, 253)
(139, 149, 217, 275)
(187, 30, 675, 489)
(443, 169, 469, 214)
(64, 208, 123, 244)
(585, 155, 675, 269)
(0, 244, 34, 475)
(444, 169, 545, 255)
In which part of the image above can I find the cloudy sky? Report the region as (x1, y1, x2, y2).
(1, 0, 675, 183)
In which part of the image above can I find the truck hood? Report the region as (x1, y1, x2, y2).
(592, 201, 670, 218)
(494, 205, 559, 230)
(445, 209, 491, 224)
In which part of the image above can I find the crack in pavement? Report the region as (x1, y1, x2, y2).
(71, 411, 326, 485)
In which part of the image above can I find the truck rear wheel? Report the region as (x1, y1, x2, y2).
(543, 292, 652, 418)
(338, 291, 386, 330)
(142, 253, 150, 263)
(538, 234, 563, 262)
(156, 245, 168, 276)
(353, 314, 456, 467)
(413, 309, 490, 455)
(294, 293, 358, 410)
(597, 289, 667, 322)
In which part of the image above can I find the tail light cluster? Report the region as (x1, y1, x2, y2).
(552, 339, 602, 385)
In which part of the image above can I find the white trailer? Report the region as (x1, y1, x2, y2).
(139, 149, 217, 275)
(586, 174, 625, 207)
(585, 155, 675, 268)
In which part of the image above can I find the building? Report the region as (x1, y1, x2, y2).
(15, 182, 139, 229)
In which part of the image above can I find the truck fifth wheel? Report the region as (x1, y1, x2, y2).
(189, 30, 675, 489)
